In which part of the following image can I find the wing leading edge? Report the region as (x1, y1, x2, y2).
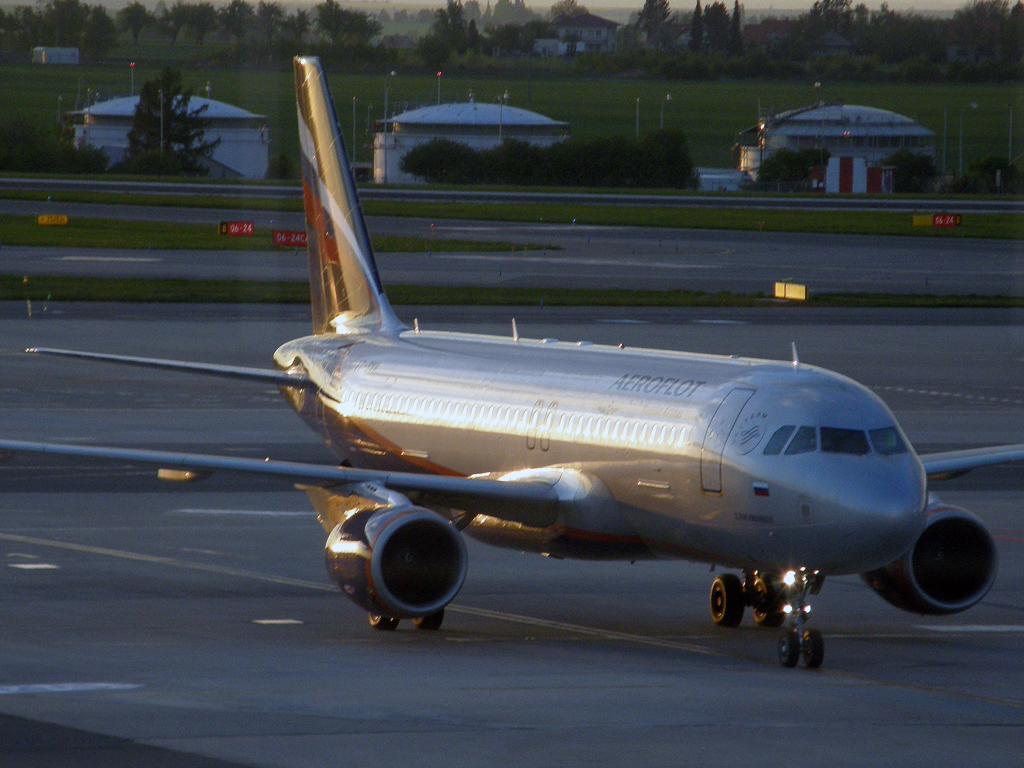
(0, 439, 559, 527)
(919, 443, 1024, 480)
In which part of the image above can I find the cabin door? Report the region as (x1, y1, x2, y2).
(700, 388, 755, 493)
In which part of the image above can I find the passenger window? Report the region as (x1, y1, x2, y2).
(821, 427, 870, 455)
(869, 427, 909, 456)
(785, 426, 817, 455)
(763, 425, 795, 455)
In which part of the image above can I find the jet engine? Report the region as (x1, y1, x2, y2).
(325, 504, 468, 619)
(861, 497, 997, 615)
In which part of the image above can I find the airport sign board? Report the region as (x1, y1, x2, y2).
(219, 221, 254, 236)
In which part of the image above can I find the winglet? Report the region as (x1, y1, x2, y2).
(294, 57, 401, 335)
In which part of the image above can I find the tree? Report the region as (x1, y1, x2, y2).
(81, 5, 118, 56)
(883, 150, 936, 193)
(161, 0, 190, 45)
(689, 0, 703, 51)
(729, 0, 743, 54)
(219, 0, 253, 44)
(639, 0, 671, 49)
(756, 147, 828, 186)
(315, 0, 381, 45)
(185, 2, 217, 46)
(417, 33, 451, 68)
(280, 8, 309, 44)
(45, 0, 89, 46)
(549, 0, 588, 19)
(433, 0, 468, 54)
(703, 1, 730, 51)
(255, 0, 283, 47)
(125, 67, 219, 175)
(117, 2, 152, 45)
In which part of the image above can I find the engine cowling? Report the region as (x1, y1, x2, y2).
(325, 504, 468, 619)
(861, 498, 998, 615)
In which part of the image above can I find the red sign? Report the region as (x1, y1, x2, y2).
(933, 214, 962, 228)
(272, 229, 307, 246)
(219, 220, 254, 236)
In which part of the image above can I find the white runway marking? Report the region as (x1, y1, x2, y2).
(8, 562, 59, 569)
(0, 683, 141, 695)
(56, 256, 160, 263)
(917, 625, 1024, 633)
(169, 509, 311, 517)
(253, 619, 304, 625)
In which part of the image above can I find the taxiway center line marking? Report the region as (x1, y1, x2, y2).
(916, 625, 1024, 633)
(7, 562, 59, 569)
(56, 256, 160, 263)
(0, 683, 142, 695)
(3, 532, 1022, 710)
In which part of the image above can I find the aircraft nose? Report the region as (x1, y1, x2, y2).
(838, 460, 926, 568)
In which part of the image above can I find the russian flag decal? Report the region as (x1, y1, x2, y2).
(753, 482, 770, 497)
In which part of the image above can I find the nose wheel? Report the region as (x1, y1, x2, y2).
(776, 569, 825, 669)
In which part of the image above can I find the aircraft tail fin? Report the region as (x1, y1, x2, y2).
(293, 56, 400, 335)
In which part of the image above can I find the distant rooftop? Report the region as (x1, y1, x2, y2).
(387, 102, 568, 130)
(70, 95, 264, 121)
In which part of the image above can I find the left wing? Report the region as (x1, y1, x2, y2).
(0, 439, 559, 527)
(920, 443, 1024, 480)
(25, 347, 317, 391)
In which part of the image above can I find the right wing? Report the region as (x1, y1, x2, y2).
(919, 443, 1024, 481)
(26, 347, 316, 391)
(0, 439, 559, 527)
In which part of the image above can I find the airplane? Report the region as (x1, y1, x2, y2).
(2, 56, 1020, 668)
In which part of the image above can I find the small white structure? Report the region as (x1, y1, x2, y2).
(71, 95, 269, 178)
(374, 101, 570, 184)
(737, 103, 935, 179)
(32, 47, 79, 64)
(697, 168, 751, 191)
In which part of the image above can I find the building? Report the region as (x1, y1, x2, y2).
(737, 102, 935, 179)
(374, 101, 570, 184)
(70, 95, 269, 178)
(32, 47, 79, 64)
(553, 12, 619, 54)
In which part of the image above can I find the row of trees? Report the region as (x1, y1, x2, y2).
(400, 131, 696, 187)
(0, 0, 118, 57)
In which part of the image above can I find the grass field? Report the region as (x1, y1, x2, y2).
(0, 215, 553, 251)
(4, 63, 1022, 169)
(5, 274, 1024, 308)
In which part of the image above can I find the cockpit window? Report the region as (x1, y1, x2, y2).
(762, 425, 796, 455)
(784, 426, 818, 455)
(869, 427, 909, 456)
(820, 427, 870, 455)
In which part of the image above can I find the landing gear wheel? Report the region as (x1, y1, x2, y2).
(368, 612, 399, 631)
(778, 629, 800, 668)
(750, 573, 785, 627)
(413, 609, 444, 631)
(801, 628, 824, 669)
(710, 574, 745, 627)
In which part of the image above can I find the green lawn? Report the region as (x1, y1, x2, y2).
(4, 63, 1021, 169)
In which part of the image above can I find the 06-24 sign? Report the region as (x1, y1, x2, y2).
(219, 220, 254, 236)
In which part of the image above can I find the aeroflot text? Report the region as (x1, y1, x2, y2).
(609, 375, 706, 397)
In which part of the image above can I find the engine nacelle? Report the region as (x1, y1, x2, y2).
(861, 498, 998, 615)
(325, 504, 468, 619)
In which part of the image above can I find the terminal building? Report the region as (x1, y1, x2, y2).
(737, 102, 935, 184)
(374, 101, 570, 184)
(71, 95, 269, 178)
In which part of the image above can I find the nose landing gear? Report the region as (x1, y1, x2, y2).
(776, 569, 825, 669)
(708, 568, 825, 668)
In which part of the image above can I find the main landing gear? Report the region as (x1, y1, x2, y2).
(367, 608, 445, 632)
(709, 568, 825, 668)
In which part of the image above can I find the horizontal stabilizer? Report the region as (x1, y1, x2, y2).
(26, 347, 316, 390)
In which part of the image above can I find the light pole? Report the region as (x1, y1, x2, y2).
(959, 102, 978, 177)
(942, 107, 947, 175)
(660, 93, 671, 130)
(635, 97, 640, 139)
(158, 88, 164, 155)
(130, 61, 135, 96)
(382, 70, 395, 183)
(436, 71, 442, 105)
(351, 96, 357, 167)
(56, 94, 62, 124)
(498, 90, 508, 143)
(1009, 105, 1014, 164)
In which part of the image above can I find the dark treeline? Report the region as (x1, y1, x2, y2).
(1, 0, 1022, 81)
(400, 131, 696, 187)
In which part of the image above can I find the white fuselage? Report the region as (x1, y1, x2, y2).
(274, 326, 928, 576)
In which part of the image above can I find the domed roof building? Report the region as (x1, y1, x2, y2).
(71, 95, 269, 178)
(374, 101, 570, 184)
(737, 102, 935, 179)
